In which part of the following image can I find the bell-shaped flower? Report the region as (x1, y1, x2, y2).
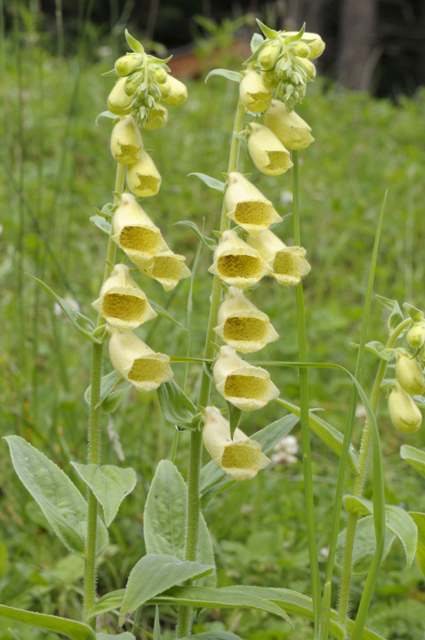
(395, 351, 425, 395)
(107, 77, 132, 115)
(138, 248, 191, 292)
(162, 75, 188, 106)
(258, 41, 282, 70)
(144, 104, 168, 130)
(127, 151, 161, 197)
(92, 264, 156, 329)
(248, 123, 293, 176)
(115, 52, 144, 76)
(215, 287, 278, 353)
(213, 345, 279, 411)
(110, 116, 142, 165)
(388, 382, 422, 434)
(407, 323, 425, 350)
(247, 230, 311, 286)
(112, 193, 167, 265)
(264, 100, 314, 151)
(239, 70, 272, 113)
(202, 406, 270, 480)
(109, 330, 173, 391)
(209, 230, 268, 289)
(224, 172, 282, 231)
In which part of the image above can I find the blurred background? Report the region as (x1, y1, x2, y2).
(1, 1, 425, 639)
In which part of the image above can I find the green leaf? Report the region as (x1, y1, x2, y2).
(400, 444, 425, 477)
(276, 398, 359, 473)
(4, 436, 108, 555)
(150, 300, 187, 331)
(228, 403, 242, 438)
(188, 173, 226, 193)
(84, 370, 121, 409)
(250, 32, 264, 53)
(409, 512, 425, 575)
(90, 215, 112, 235)
(255, 19, 279, 39)
(205, 68, 242, 83)
(157, 380, 199, 428)
(95, 110, 119, 125)
(153, 607, 161, 640)
(32, 276, 96, 342)
(344, 496, 418, 566)
(89, 590, 125, 619)
(375, 294, 404, 331)
(403, 302, 423, 323)
(200, 413, 298, 496)
(144, 460, 215, 583)
(71, 463, 137, 527)
(120, 554, 213, 617)
(0, 605, 95, 640)
(97, 634, 135, 640)
(365, 340, 395, 362)
(175, 219, 216, 251)
(181, 634, 241, 640)
(124, 29, 144, 53)
(338, 516, 395, 575)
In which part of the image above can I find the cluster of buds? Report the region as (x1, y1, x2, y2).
(95, 34, 190, 394)
(202, 24, 324, 480)
(388, 321, 425, 434)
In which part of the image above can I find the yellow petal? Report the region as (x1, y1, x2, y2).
(239, 70, 272, 113)
(127, 151, 161, 198)
(247, 230, 311, 286)
(264, 100, 314, 151)
(110, 116, 143, 165)
(209, 230, 269, 289)
(144, 104, 168, 131)
(107, 77, 132, 115)
(388, 382, 422, 434)
(395, 352, 425, 395)
(162, 76, 188, 106)
(225, 172, 282, 231)
(135, 249, 191, 291)
(248, 123, 293, 176)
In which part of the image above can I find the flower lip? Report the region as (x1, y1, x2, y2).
(264, 99, 314, 151)
(225, 172, 282, 232)
(247, 230, 311, 286)
(136, 249, 191, 291)
(127, 151, 161, 198)
(210, 230, 268, 289)
(247, 123, 293, 177)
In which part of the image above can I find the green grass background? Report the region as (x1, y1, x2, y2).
(1, 34, 425, 639)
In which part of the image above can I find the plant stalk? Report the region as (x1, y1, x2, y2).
(176, 98, 245, 638)
(83, 162, 126, 624)
(292, 151, 321, 636)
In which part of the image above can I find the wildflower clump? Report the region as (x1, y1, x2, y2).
(202, 21, 324, 479)
(97, 31, 190, 393)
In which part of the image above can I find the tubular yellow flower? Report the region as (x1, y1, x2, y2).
(213, 345, 279, 411)
(114, 52, 143, 76)
(247, 230, 311, 286)
(107, 77, 132, 115)
(92, 263, 156, 329)
(215, 287, 278, 353)
(127, 151, 161, 198)
(162, 75, 188, 106)
(388, 382, 422, 434)
(112, 193, 167, 264)
(209, 230, 269, 289)
(285, 31, 326, 60)
(407, 322, 425, 350)
(248, 123, 293, 176)
(224, 171, 282, 231)
(264, 100, 314, 151)
(138, 248, 191, 292)
(202, 406, 270, 480)
(109, 330, 173, 391)
(110, 116, 143, 165)
(239, 70, 272, 113)
(395, 351, 425, 395)
(144, 104, 169, 131)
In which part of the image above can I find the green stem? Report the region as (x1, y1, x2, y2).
(292, 152, 321, 636)
(83, 162, 126, 624)
(337, 317, 411, 627)
(176, 98, 245, 638)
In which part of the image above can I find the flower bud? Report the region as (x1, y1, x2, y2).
(407, 323, 425, 350)
(124, 71, 144, 96)
(202, 406, 270, 480)
(109, 330, 173, 391)
(248, 123, 293, 176)
(110, 116, 142, 165)
(264, 99, 314, 151)
(112, 193, 167, 264)
(162, 76, 188, 106)
(293, 41, 310, 58)
(153, 67, 168, 84)
(115, 52, 143, 76)
(215, 287, 278, 353)
(388, 382, 422, 434)
(284, 31, 326, 59)
(127, 151, 161, 198)
(224, 172, 282, 231)
(257, 41, 281, 70)
(262, 70, 278, 89)
(297, 57, 317, 80)
(143, 104, 168, 130)
(213, 346, 279, 411)
(107, 77, 132, 115)
(395, 351, 425, 395)
(93, 264, 157, 329)
(247, 230, 311, 286)
(209, 230, 269, 289)
(137, 248, 191, 291)
(239, 70, 272, 113)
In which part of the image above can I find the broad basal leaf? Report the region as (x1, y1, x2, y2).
(337, 515, 395, 574)
(400, 444, 425, 477)
(0, 605, 94, 640)
(5, 436, 108, 554)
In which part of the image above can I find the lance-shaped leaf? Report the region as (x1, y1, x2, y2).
(0, 605, 95, 640)
(205, 68, 242, 83)
(157, 380, 199, 428)
(400, 444, 425, 477)
(410, 511, 425, 575)
(5, 436, 108, 555)
(97, 634, 135, 640)
(181, 634, 241, 640)
(188, 173, 226, 193)
(120, 554, 213, 618)
(71, 463, 137, 527)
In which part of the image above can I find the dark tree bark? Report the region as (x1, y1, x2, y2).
(337, 0, 377, 90)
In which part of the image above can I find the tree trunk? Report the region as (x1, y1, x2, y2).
(337, 0, 377, 90)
